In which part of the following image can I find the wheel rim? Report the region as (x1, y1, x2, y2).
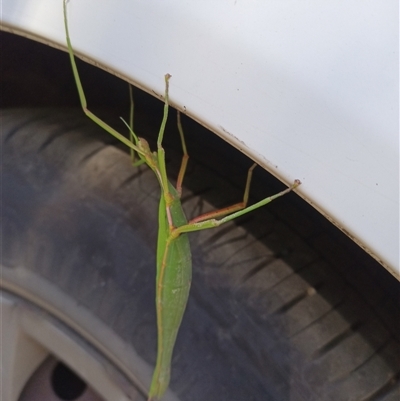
(1, 290, 142, 401)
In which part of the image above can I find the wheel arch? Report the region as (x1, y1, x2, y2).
(1, 0, 398, 277)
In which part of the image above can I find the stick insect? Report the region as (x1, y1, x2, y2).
(63, 2, 300, 399)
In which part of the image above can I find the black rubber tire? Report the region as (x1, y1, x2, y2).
(2, 108, 399, 401)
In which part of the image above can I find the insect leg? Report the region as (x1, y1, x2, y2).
(175, 111, 189, 197)
(63, 0, 143, 155)
(156, 75, 172, 194)
(128, 85, 137, 164)
(189, 163, 257, 224)
(173, 179, 301, 236)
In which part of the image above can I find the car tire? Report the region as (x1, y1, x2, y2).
(2, 108, 399, 401)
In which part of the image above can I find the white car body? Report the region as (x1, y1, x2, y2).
(2, 0, 399, 278)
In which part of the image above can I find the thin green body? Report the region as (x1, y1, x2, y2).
(63, 2, 300, 399)
(149, 183, 192, 399)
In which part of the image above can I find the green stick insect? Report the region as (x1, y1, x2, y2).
(63, 2, 300, 399)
